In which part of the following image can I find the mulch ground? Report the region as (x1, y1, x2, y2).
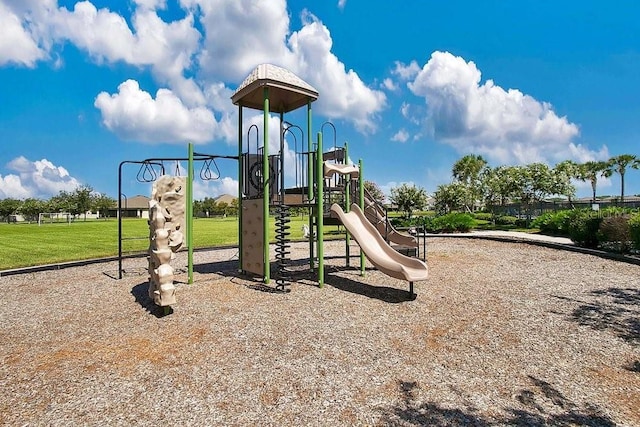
(0, 238, 638, 426)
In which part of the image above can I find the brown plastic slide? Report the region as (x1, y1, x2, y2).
(330, 203, 428, 283)
(363, 194, 417, 248)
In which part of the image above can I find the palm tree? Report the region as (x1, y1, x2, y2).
(577, 161, 609, 204)
(606, 154, 640, 203)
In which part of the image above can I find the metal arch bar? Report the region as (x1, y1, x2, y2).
(118, 159, 162, 279)
(321, 121, 337, 153)
(247, 124, 259, 155)
(283, 122, 305, 189)
(193, 153, 240, 160)
(117, 155, 239, 280)
(140, 155, 239, 163)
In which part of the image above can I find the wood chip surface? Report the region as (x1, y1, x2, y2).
(1, 238, 638, 426)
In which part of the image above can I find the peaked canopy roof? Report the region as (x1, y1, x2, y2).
(231, 64, 319, 113)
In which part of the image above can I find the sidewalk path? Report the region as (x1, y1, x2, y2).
(442, 230, 574, 245)
(425, 230, 640, 266)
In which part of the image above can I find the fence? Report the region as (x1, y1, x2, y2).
(492, 198, 640, 219)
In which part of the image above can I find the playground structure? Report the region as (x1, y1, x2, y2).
(231, 63, 427, 295)
(117, 63, 428, 310)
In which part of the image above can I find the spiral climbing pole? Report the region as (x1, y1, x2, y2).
(275, 204, 292, 292)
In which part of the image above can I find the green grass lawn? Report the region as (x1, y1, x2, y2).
(0, 215, 345, 270)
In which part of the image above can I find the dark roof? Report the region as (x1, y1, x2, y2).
(214, 194, 237, 205)
(119, 195, 150, 209)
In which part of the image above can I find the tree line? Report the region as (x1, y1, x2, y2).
(0, 187, 241, 223)
(0, 186, 116, 223)
(4, 153, 638, 223)
(365, 154, 640, 219)
(192, 197, 239, 217)
(437, 154, 640, 215)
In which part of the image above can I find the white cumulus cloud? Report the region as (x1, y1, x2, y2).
(1, 156, 82, 199)
(51, 1, 203, 104)
(187, 2, 385, 133)
(381, 78, 398, 91)
(288, 12, 386, 133)
(186, 0, 291, 83)
(193, 176, 239, 200)
(133, 0, 166, 10)
(393, 60, 421, 80)
(0, 2, 47, 67)
(407, 51, 608, 165)
(2, 1, 387, 141)
(94, 79, 217, 143)
(391, 129, 409, 143)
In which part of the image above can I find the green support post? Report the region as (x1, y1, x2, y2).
(187, 143, 194, 284)
(359, 158, 365, 277)
(307, 100, 313, 201)
(307, 100, 314, 271)
(344, 142, 351, 267)
(263, 88, 270, 284)
(238, 106, 243, 272)
(316, 132, 324, 287)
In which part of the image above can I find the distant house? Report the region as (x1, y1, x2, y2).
(109, 195, 151, 219)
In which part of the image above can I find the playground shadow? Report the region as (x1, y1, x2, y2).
(103, 266, 147, 280)
(131, 282, 173, 318)
(197, 256, 417, 302)
(625, 360, 640, 372)
(193, 259, 239, 275)
(555, 287, 640, 345)
(379, 377, 615, 426)
(324, 267, 416, 304)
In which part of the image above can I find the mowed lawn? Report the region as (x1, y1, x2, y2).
(0, 215, 343, 270)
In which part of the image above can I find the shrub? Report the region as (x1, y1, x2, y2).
(599, 206, 633, 217)
(390, 215, 430, 228)
(472, 212, 493, 221)
(531, 212, 554, 233)
(426, 213, 476, 233)
(531, 210, 572, 236)
(629, 213, 640, 250)
(495, 215, 517, 226)
(567, 210, 602, 248)
(420, 216, 435, 232)
(597, 215, 632, 253)
(390, 217, 410, 228)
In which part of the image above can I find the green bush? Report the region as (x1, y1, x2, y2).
(425, 213, 476, 233)
(597, 215, 632, 253)
(515, 218, 529, 228)
(567, 210, 602, 248)
(599, 206, 634, 217)
(629, 213, 640, 250)
(390, 215, 430, 228)
(495, 215, 517, 226)
(390, 217, 409, 228)
(472, 212, 493, 221)
(531, 210, 572, 236)
(531, 212, 554, 232)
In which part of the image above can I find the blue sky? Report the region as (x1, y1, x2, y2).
(1, 0, 639, 201)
